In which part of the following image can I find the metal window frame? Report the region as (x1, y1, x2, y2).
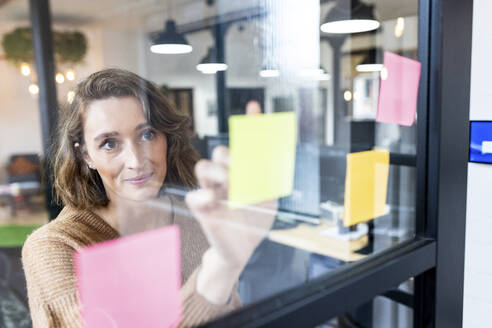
(28, 0, 472, 327)
(201, 238, 436, 328)
(413, 0, 472, 327)
(201, 0, 473, 327)
(29, 0, 62, 220)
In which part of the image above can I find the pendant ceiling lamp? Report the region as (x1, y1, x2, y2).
(150, 20, 192, 54)
(356, 62, 383, 72)
(320, 0, 379, 34)
(259, 65, 280, 78)
(299, 66, 331, 81)
(196, 47, 228, 74)
(356, 49, 383, 72)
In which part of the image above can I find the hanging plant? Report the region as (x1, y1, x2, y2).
(1, 27, 87, 67)
(54, 31, 87, 64)
(1, 27, 33, 66)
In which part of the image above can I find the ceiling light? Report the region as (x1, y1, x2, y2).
(321, 20, 379, 34)
(356, 63, 384, 72)
(196, 64, 228, 74)
(317, 72, 331, 81)
(259, 67, 280, 78)
(29, 83, 39, 95)
(55, 73, 65, 84)
(356, 50, 383, 72)
(320, 0, 379, 34)
(67, 91, 75, 104)
(66, 69, 76, 81)
(394, 17, 405, 38)
(344, 90, 352, 102)
(20, 63, 31, 76)
(299, 66, 331, 80)
(299, 68, 324, 77)
(150, 20, 192, 54)
(196, 47, 227, 74)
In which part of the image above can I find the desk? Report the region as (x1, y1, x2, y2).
(0, 182, 41, 217)
(268, 221, 368, 262)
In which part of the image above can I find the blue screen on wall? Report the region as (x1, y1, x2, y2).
(470, 121, 492, 164)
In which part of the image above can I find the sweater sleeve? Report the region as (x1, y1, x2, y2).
(178, 266, 242, 328)
(22, 232, 82, 328)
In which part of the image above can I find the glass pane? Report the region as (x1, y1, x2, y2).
(315, 279, 414, 328)
(3, 0, 420, 327)
(0, 1, 47, 327)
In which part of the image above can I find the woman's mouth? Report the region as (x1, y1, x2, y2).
(125, 173, 153, 186)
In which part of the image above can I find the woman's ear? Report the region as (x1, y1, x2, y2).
(80, 144, 96, 170)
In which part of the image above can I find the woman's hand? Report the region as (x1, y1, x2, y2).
(185, 146, 277, 304)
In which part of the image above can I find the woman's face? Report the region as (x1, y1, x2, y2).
(82, 96, 168, 202)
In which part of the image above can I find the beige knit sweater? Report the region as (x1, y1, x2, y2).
(22, 198, 241, 328)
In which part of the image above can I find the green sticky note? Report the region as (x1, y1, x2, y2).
(229, 112, 297, 207)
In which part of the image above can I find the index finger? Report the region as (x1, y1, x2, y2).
(211, 145, 230, 168)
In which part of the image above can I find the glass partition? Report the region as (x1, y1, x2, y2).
(1, 0, 422, 326)
(0, 2, 47, 327)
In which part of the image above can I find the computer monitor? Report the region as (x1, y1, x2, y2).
(469, 121, 492, 164)
(319, 145, 347, 205)
(278, 143, 320, 218)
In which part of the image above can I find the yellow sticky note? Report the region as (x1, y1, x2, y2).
(229, 112, 297, 207)
(344, 149, 389, 226)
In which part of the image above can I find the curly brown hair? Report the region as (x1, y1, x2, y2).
(52, 68, 198, 209)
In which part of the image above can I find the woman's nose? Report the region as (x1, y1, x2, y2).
(124, 143, 144, 170)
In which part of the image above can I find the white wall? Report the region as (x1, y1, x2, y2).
(463, 0, 492, 326)
(0, 51, 43, 182)
(0, 23, 106, 182)
(0, 24, 45, 182)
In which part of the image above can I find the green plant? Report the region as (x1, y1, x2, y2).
(54, 31, 87, 64)
(1, 27, 33, 66)
(1, 27, 87, 67)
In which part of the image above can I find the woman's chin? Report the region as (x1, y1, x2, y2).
(120, 187, 160, 203)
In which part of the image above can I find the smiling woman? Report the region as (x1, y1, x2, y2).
(21, 69, 275, 328)
(82, 97, 169, 204)
(53, 68, 198, 210)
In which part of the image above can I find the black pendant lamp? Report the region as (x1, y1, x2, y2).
(356, 49, 384, 72)
(259, 65, 280, 78)
(299, 65, 331, 80)
(196, 47, 228, 74)
(150, 20, 192, 54)
(321, 0, 379, 34)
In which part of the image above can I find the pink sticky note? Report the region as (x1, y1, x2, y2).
(377, 51, 421, 126)
(74, 225, 182, 328)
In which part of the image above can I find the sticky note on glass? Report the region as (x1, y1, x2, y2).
(74, 226, 181, 328)
(229, 112, 297, 206)
(377, 52, 421, 126)
(344, 150, 389, 226)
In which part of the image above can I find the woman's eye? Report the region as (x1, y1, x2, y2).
(142, 129, 156, 141)
(100, 139, 117, 151)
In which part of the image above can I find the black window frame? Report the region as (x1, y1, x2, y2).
(200, 0, 472, 327)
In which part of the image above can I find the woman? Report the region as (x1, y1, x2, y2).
(22, 68, 275, 327)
